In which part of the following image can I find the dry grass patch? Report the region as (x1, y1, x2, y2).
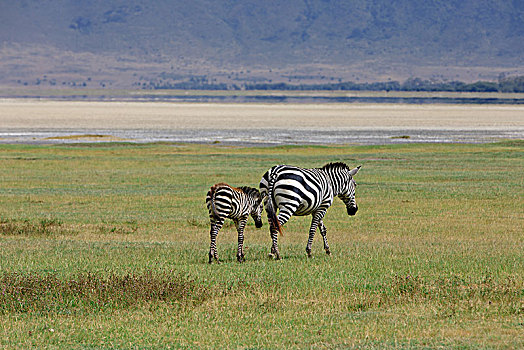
(0, 218, 69, 236)
(0, 270, 209, 314)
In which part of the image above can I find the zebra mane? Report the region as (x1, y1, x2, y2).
(320, 162, 350, 172)
(237, 186, 260, 198)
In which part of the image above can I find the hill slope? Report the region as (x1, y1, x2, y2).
(1, 0, 523, 88)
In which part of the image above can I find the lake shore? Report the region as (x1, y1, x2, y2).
(1, 100, 523, 145)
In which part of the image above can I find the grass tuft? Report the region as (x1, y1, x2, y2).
(95, 222, 139, 235)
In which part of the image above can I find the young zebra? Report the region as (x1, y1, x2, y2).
(206, 183, 263, 264)
(260, 162, 361, 259)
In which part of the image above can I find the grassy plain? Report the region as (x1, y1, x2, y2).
(0, 141, 523, 348)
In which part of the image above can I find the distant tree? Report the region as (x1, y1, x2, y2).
(498, 75, 524, 92)
(144, 75, 524, 93)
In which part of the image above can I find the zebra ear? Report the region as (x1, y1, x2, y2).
(349, 165, 361, 177)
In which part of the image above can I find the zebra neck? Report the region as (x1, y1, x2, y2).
(325, 170, 346, 196)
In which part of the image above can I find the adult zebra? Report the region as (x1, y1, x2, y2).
(260, 162, 361, 259)
(206, 183, 264, 264)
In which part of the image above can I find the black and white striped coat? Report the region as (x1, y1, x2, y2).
(206, 183, 263, 263)
(260, 162, 360, 259)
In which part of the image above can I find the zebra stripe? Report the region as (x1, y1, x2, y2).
(206, 183, 263, 264)
(260, 162, 360, 259)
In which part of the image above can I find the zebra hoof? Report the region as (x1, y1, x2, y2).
(325, 250, 331, 256)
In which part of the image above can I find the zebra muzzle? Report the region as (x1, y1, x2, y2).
(347, 205, 358, 216)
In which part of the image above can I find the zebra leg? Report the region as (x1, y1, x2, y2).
(269, 209, 293, 260)
(209, 217, 224, 264)
(306, 210, 326, 258)
(268, 219, 282, 260)
(235, 216, 248, 263)
(268, 220, 279, 259)
(269, 230, 280, 260)
(319, 219, 331, 255)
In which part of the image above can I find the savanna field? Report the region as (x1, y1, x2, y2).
(0, 141, 522, 348)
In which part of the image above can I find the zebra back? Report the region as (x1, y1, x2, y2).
(207, 183, 262, 219)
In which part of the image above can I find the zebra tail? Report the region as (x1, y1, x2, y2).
(266, 177, 283, 236)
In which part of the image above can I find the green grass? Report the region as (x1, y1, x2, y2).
(0, 141, 523, 348)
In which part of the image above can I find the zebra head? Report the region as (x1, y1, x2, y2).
(251, 191, 264, 228)
(337, 165, 361, 216)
